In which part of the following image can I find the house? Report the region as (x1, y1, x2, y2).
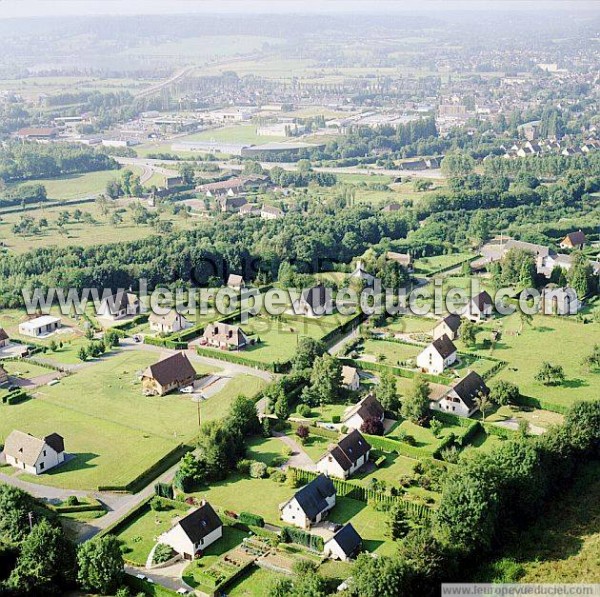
(16, 127, 58, 140)
(280, 474, 336, 529)
(218, 196, 247, 213)
(0, 364, 8, 385)
(341, 366, 360, 391)
(201, 323, 249, 350)
(430, 371, 489, 418)
(97, 291, 141, 320)
(3, 431, 65, 475)
(463, 291, 494, 322)
(324, 523, 362, 561)
(386, 251, 413, 272)
(349, 261, 376, 286)
(239, 203, 260, 217)
(559, 230, 586, 250)
(382, 203, 402, 212)
(261, 205, 284, 220)
(18, 316, 61, 338)
(149, 311, 189, 334)
(158, 501, 223, 560)
(416, 334, 457, 375)
(342, 394, 385, 431)
(0, 328, 9, 348)
(293, 284, 333, 317)
(316, 430, 371, 479)
(227, 274, 246, 290)
(433, 314, 461, 341)
(141, 352, 197, 396)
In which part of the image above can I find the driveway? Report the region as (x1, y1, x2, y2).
(125, 563, 195, 595)
(272, 432, 316, 471)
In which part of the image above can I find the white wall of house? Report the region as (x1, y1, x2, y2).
(342, 413, 366, 431)
(324, 538, 352, 561)
(317, 456, 348, 479)
(433, 322, 458, 341)
(160, 524, 222, 560)
(281, 497, 310, 529)
(430, 392, 473, 418)
(149, 316, 185, 334)
(416, 346, 457, 374)
(6, 446, 64, 475)
(343, 373, 360, 392)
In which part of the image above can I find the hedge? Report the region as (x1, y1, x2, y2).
(98, 495, 154, 538)
(195, 346, 290, 373)
(97, 443, 190, 493)
(289, 467, 433, 522)
(239, 511, 265, 528)
(111, 313, 149, 332)
(512, 393, 570, 415)
(2, 391, 31, 405)
(362, 432, 431, 460)
(143, 335, 187, 350)
(338, 357, 448, 385)
(288, 420, 339, 440)
(125, 573, 181, 597)
(280, 525, 324, 552)
(47, 497, 104, 514)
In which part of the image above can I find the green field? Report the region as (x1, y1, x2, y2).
(381, 316, 436, 335)
(0, 350, 265, 489)
(360, 339, 421, 365)
(227, 567, 282, 597)
(1, 360, 53, 380)
(0, 198, 196, 254)
(181, 125, 285, 146)
(470, 313, 600, 407)
(413, 252, 475, 274)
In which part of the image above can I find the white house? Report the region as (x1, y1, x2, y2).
(149, 311, 189, 334)
(280, 474, 336, 529)
(260, 205, 284, 220)
(342, 394, 385, 431)
(463, 291, 494, 322)
(341, 366, 360, 391)
(349, 261, 376, 286)
(227, 274, 246, 290)
(316, 430, 371, 480)
(158, 501, 223, 560)
(430, 371, 489, 418)
(416, 334, 458, 375)
(97, 291, 141, 320)
(18, 316, 61, 338)
(324, 523, 362, 561)
(292, 284, 333, 318)
(3, 431, 65, 475)
(432, 314, 461, 341)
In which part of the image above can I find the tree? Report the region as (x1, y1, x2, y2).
(568, 251, 594, 299)
(535, 362, 565, 386)
(460, 319, 477, 347)
(292, 337, 326, 371)
(582, 344, 600, 371)
(174, 452, 204, 492)
(110, 212, 123, 227)
(8, 518, 76, 595)
(77, 536, 124, 595)
(387, 503, 410, 540)
(401, 375, 430, 424)
(228, 395, 260, 436)
(441, 151, 475, 178)
(518, 310, 533, 334)
(178, 162, 195, 185)
(274, 391, 289, 421)
(475, 391, 492, 422)
(0, 485, 41, 543)
(377, 369, 399, 414)
(295, 425, 309, 442)
(309, 354, 342, 407)
(489, 380, 519, 406)
(352, 553, 411, 597)
(105, 179, 122, 199)
(361, 416, 384, 436)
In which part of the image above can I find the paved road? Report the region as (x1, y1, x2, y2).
(272, 431, 316, 472)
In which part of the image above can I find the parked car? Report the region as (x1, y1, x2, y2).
(179, 385, 194, 394)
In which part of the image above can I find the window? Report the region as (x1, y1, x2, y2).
(40, 462, 45, 470)
(43, 450, 46, 457)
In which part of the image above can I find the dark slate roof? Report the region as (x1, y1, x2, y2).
(564, 230, 586, 245)
(293, 474, 336, 520)
(0, 328, 8, 342)
(472, 291, 493, 311)
(43, 433, 65, 454)
(440, 314, 461, 333)
(344, 394, 385, 423)
(301, 284, 329, 310)
(143, 352, 196, 387)
(336, 430, 371, 466)
(329, 523, 362, 558)
(431, 334, 457, 359)
(451, 371, 489, 410)
(178, 502, 222, 543)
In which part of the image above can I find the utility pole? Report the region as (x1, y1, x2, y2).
(28, 512, 34, 532)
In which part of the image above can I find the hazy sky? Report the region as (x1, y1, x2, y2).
(0, 0, 596, 19)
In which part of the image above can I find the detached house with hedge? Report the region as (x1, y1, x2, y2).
(316, 430, 371, 479)
(280, 474, 336, 529)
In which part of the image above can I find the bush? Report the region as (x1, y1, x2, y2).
(236, 459, 252, 475)
(296, 425, 309, 442)
(332, 415, 341, 424)
(66, 495, 79, 506)
(361, 416, 384, 436)
(297, 404, 312, 417)
(249, 461, 268, 479)
(152, 543, 174, 565)
(429, 419, 444, 438)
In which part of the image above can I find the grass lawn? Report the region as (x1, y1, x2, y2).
(352, 453, 418, 488)
(381, 316, 435, 335)
(413, 252, 474, 274)
(192, 475, 292, 525)
(284, 431, 331, 462)
(0, 350, 264, 489)
(177, 125, 285, 146)
(481, 404, 565, 431)
(117, 504, 187, 566)
(1, 359, 54, 380)
(472, 313, 600, 407)
(461, 429, 506, 455)
(386, 420, 460, 454)
(360, 339, 420, 365)
(478, 461, 600, 582)
(246, 436, 289, 467)
(290, 403, 349, 423)
(227, 567, 283, 597)
(328, 497, 396, 555)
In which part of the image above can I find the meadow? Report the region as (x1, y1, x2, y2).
(0, 350, 265, 489)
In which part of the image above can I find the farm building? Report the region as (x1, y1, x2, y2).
(141, 352, 196, 396)
(18, 316, 61, 338)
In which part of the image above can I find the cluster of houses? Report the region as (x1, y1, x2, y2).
(502, 138, 600, 159)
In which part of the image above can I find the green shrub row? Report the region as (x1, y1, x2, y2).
(413, 255, 475, 276)
(111, 313, 149, 332)
(47, 497, 104, 514)
(288, 420, 339, 440)
(362, 432, 432, 460)
(143, 335, 187, 350)
(238, 511, 265, 528)
(512, 393, 570, 415)
(195, 346, 290, 373)
(280, 525, 324, 552)
(125, 573, 181, 597)
(98, 496, 154, 538)
(2, 391, 30, 405)
(338, 357, 448, 385)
